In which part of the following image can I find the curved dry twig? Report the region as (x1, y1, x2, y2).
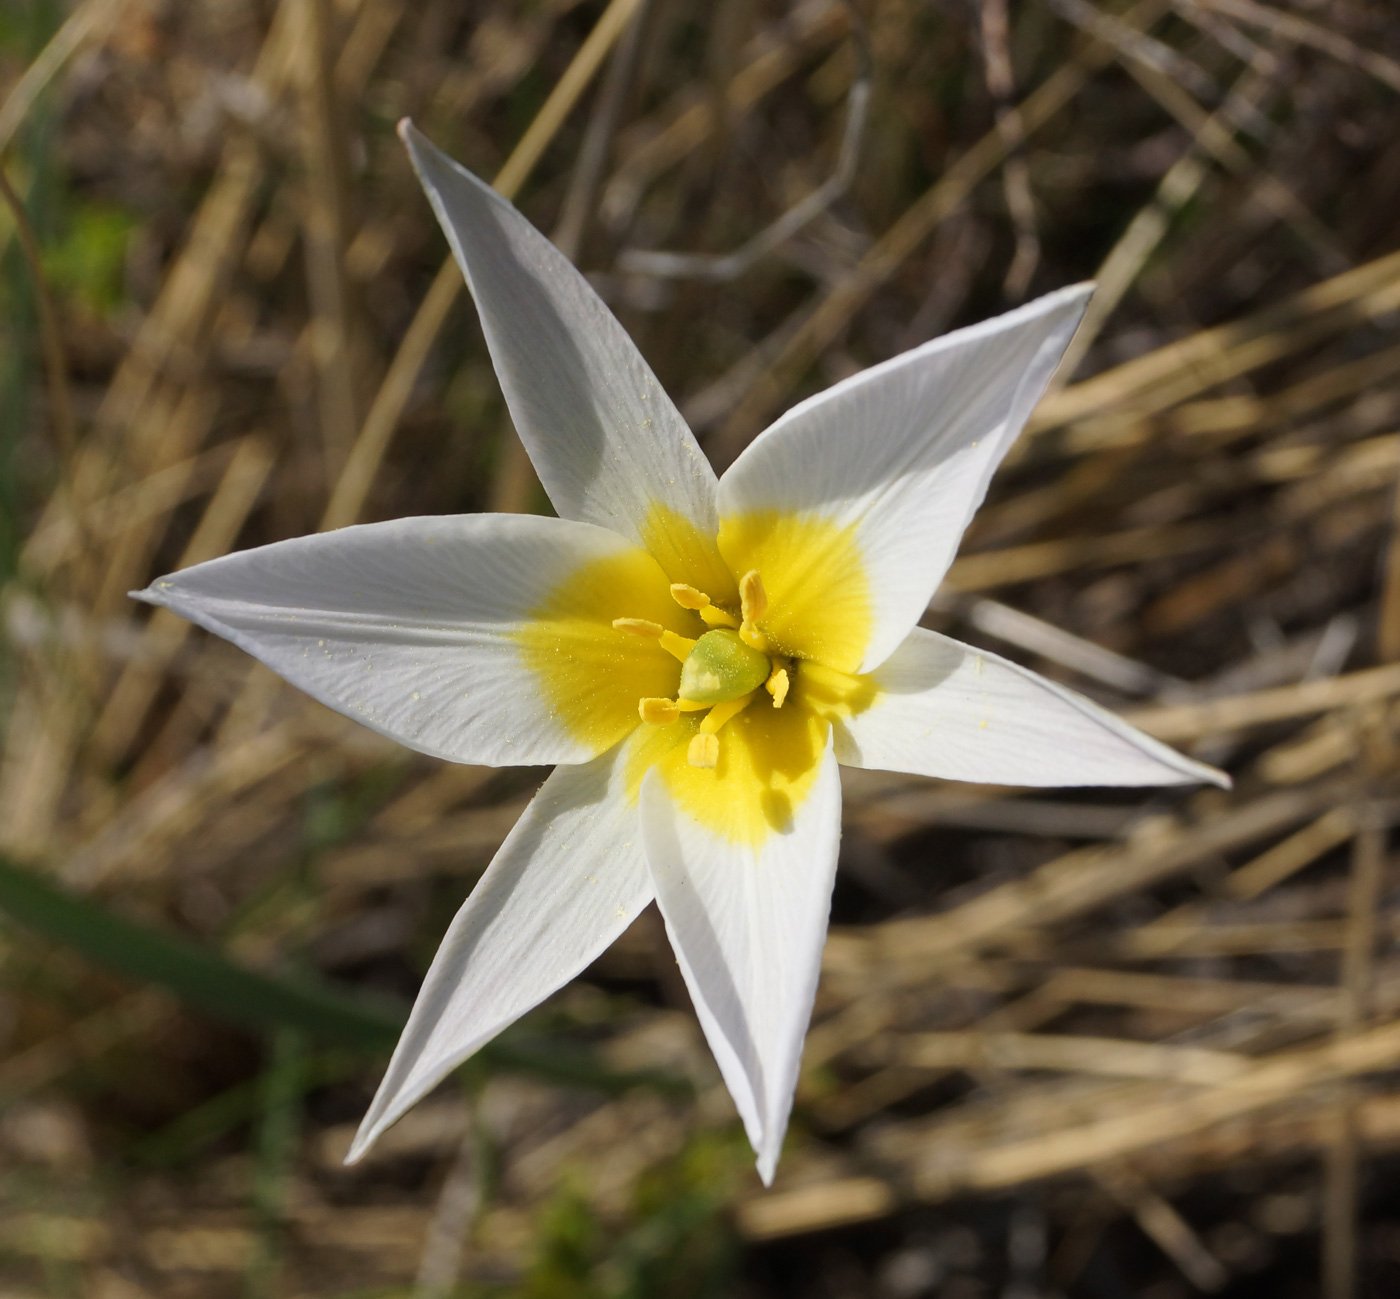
(616, 0, 871, 283)
(0, 0, 130, 158)
(980, 0, 1040, 301)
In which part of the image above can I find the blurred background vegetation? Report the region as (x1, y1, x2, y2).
(2, 0, 1400, 1295)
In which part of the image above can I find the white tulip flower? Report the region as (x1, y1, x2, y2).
(134, 122, 1226, 1185)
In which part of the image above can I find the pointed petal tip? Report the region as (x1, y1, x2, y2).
(1046, 280, 1095, 316)
(397, 118, 434, 170)
(398, 117, 433, 161)
(129, 583, 170, 607)
(836, 630, 1242, 791)
(755, 1127, 783, 1186)
(345, 1093, 415, 1167)
(1169, 746, 1232, 791)
(397, 120, 459, 190)
(1150, 745, 1231, 791)
(342, 1124, 375, 1167)
(1163, 761, 1231, 791)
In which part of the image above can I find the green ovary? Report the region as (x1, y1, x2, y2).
(678, 629, 771, 705)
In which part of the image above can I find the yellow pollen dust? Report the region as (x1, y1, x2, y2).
(618, 576, 785, 767)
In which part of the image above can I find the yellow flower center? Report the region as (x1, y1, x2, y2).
(614, 571, 793, 769)
(517, 510, 880, 844)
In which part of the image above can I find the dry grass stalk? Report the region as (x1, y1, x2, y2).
(299, 0, 362, 482)
(320, 0, 646, 532)
(1189, 0, 1400, 95)
(0, 0, 131, 155)
(711, 0, 1178, 463)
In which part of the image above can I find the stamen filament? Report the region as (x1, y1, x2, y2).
(659, 630, 697, 662)
(625, 573, 779, 762)
(670, 581, 739, 628)
(685, 691, 756, 767)
(739, 621, 769, 651)
(700, 693, 754, 735)
(699, 604, 740, 629)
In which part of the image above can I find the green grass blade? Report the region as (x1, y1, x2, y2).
(0, 856, 405, 1049)
(0, 857, 691, 1099)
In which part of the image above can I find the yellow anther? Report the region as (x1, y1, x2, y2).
(688, 733, 719, 768)
(699, 604, 740, 629)
(766, 665, 789, 708)
(639, 697, 680, 725)
(613, 617, 663, 637)
(672, 583, 739, 628)
(739, 570, 768, 623)
(700, 693, 754, 735)
(659, 630, 696, 662)
(670, 583, 711, 610)
(738, 570, 770, 651)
